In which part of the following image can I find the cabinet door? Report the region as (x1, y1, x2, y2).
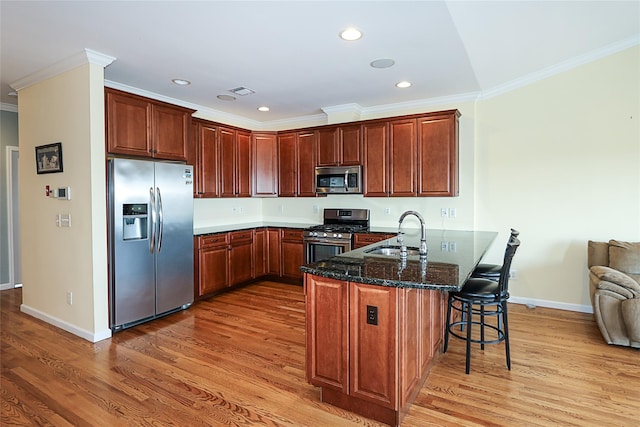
(297, 131, 317, 197)
(236, 131, 252, 197)
(196, 122, 219, 198)
(317, 127, 339, 166)
(281, 229, 304, 280)
(199, 236, 229, 296)
(399, 287, 421, 408)
(267, 228, 281, 276)
(353, 232, 394, 249)
(219, 127, 237, 197)
(253, 228, 267, 278)
(106, 89, 151, 157)
(306, 275, 349, 392)
(362, 122, 389, 197)
(389, 119, 417, 197)
(339, 124, 362, 165)
(229, 231, 253, 286)
(152, 104, 190, 161)
(277, 133, 297, 197)
(349, 282, 397, 408)
(252, 133, 278, 197)
(417, 113, 459, 197)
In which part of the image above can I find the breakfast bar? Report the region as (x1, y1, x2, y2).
(301, 229, 497, 427)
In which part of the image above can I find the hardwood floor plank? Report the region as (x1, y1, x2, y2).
(2, 282, 638, 426)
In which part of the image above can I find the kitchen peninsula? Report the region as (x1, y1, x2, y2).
(301, 229, 497, 427)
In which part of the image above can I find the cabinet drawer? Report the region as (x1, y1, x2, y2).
(353, 233, 394, 247)
(230, 230, 253, 244)
(199, 233, 229, 248)
(282, 229, 303, 242)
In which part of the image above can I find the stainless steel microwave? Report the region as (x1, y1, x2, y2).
(315, 165, 362, 194)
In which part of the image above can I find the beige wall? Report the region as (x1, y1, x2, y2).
(18, 63, 110, 341)
(474, 45, 640, 310)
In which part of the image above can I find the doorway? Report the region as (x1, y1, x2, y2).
(4, 146, 21, 289)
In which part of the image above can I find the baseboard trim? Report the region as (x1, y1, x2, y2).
(20, 304, 112, 343)
(510, 296, 593, 314)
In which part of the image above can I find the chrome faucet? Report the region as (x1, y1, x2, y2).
(397, 210, 428, 259)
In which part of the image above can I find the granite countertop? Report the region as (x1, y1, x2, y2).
(300, 229, 498, 291)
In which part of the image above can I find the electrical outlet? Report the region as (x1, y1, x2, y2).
(238, 206, 244, 214)
(510, 269, 518, 279)
(441, 241, 449, 251)
(449, 241, 457, 252)
(366, 305, 378, 326)
(279, 205, 285, 214)
(232, 207, 238, 214)
(384, 208, 391, 215)
(66, 291, 73, 305)
(440, 208, 448, 218)
(449, 208, 457, 218)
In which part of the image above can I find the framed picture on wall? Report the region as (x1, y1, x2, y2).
(35, 142, 63, 174)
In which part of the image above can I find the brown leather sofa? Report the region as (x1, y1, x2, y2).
(588, 240, 640, 348)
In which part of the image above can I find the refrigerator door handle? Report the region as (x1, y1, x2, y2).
(156, 187, 164, 253)
(149, 186, 156, 254)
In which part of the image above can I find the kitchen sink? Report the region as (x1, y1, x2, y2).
(364, 245, 421, 256)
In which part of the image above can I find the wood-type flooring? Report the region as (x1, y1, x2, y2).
(2, 281, 638, 426)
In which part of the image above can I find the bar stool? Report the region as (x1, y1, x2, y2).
(444, 230, 521, 374)
(471, 229, 519, 280)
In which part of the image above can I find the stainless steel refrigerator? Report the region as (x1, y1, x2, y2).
(108, 158, 194, 331)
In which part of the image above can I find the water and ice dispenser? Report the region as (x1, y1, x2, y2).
(122, 203, 148, 240)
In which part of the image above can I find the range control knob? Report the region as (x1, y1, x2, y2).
(323, 232, 327, 237)
(337, 233, 343, 238)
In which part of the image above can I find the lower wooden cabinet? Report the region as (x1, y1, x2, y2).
(197, 233, 229, 296)
(353, 232, 395, 249)
(229, 230, 253, 286)
(305, 273, 445, 425)
(281, 229, 304, 280)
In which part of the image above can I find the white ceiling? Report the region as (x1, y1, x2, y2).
(1, 1, 638, 125)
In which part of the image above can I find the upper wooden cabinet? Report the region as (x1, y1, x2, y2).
(220, 127, 251, 197)
(252, 133, 278, 197)
(277, 131, 318, 197)
(389, 118, 418, 197)
(417, 112, 459, 197)
(297, 131, 318, 196)
(362, 110, 459, 197)
(105, 88, 194, 161)
(277, 132, 297, 197)
(193, 119, 219, 197)
(317, 124, 361, 166)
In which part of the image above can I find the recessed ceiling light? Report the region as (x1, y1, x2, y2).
(171, 78, 191, 86)
(257, 106, 270, 112)
(217, 94, 236, 101)
(370, 58, 395, 69)
(396, 81, 412, 88)
(339, 27, 362, 41)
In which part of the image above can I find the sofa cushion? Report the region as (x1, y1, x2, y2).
(621, 299, 640, 343)
(608, 240, 640, 284)
(588, 241, 609, 268)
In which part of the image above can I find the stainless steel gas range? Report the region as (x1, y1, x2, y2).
(303, 208, 370, 264)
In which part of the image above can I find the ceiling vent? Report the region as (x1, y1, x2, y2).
(228, 86, 255, 96)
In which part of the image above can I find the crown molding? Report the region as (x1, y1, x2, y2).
(480, 35, 640, 100)
(10, 49, 115, 92)
(1, 103, 18, 113)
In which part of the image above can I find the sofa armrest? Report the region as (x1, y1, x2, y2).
(590, 266, 640, 295)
